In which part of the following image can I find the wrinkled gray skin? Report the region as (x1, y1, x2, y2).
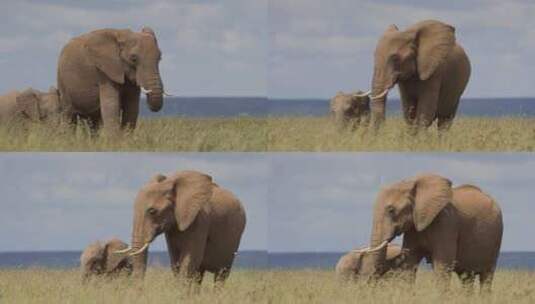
(335, 244, 407, 281)
(80, 238, 133, 282)
(330, 91, 370, 130)
(359, 174, 503, 293)
(125, 170, 246, 290)
(369, 20, 471, 130)
(0, 86, 61, 123)
(57, 27, 164, 132)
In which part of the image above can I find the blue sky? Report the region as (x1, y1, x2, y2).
(2, 1, 533, 99)
(0, 0, 266, 97)
(0, 153, 268, 251)
(2, 153, 534, 253)
(269, 0, 535, 98)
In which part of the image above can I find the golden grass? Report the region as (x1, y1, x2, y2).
(1, 269, 535, 303)
(0, 116, 533, 151)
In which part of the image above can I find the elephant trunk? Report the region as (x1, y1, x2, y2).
(360, 208, 392, 280)
(140, 70, 164, 112)
(370, 68, 389, 129)
(129, 207, 149, 279)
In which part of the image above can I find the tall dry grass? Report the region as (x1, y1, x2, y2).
(1, 269, 534, 303)
(0, 116, 533, 151)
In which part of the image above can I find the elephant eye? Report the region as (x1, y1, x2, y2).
(147, 207, 157, 215)
(129, 54, 138, 64)
(386, 205, 396, 217)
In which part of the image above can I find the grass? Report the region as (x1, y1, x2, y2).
(0, 116, 534, 151)
(1, 268, 535, 303)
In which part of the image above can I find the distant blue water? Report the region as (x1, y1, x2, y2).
(139, 97, 535, 118)
(1, 251, 534, 270)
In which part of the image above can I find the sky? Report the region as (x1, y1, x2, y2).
(268, 153, 535, 252)
(269, 0, 535, 98)
(0, 0, 266, 97)
(1, 1, 533, 100)
(2, 153, 534, 253)
(0, 153, 268, 252)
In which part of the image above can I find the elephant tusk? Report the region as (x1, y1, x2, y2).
(163, 92, 174, 97)
(369, 89, 389, 100)
(113, 246, 132, 254)
(128, 243, 149, 256)
(352, 90, 371, 97)
(366, 240, 389, 253)
(141, 87, 152, 94)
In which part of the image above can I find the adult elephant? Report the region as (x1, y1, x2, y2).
(117, 170, 246, 288)
(0, 86, 61, 123)
(358, 174, 502, 292)
(364, 20, 471, 130)
(57, 27, 167, 131)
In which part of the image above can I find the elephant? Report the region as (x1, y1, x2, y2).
(335, 243, 407, 281)
(363, 20, 471, 130)
(80, 238, 133, 282)
(0, 86, 61, 124)
(57, 27, 167, 132)
(117, 170, 246, 289)
(329, 91, 370, 130)
(358, 174, 502, 292)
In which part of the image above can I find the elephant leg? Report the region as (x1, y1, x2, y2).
(437, 116, 454, 132)
(165, 230, 181, 277)
(121, 86, 140, 130)
(214, 267, 231, 289)
(479, 270, 494, 294)
(399, 83, 417, 126)
(415, 79, 441, 129)
(99, 80, 121, 133)
(176, 215, 209, 287)
(458, 272, 475, 295)
(191, 269, 205, 294)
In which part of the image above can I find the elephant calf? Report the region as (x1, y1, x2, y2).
(335, 244, 407, 281)
(0, 87, 61, 124)
(80, 238, 133, 282)
(330, 91, 370, 130)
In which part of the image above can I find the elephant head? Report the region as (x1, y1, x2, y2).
(359, 174, 452, 278)
(120, 170, 214, 278)
(85, 27, 165, 112)
(368, 20, 456, 126)
(336, 244, 407, 281)
(15, 87, 61, 121)
(80, 238, 133, 282)
(330, 91, 370, 129)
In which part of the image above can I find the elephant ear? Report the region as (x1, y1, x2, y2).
(16, 89, 42, 121)
(411, 20, 455, 81)
(81, 241, 105, 273)
(411, 174, 452, 231)
(104, 238, 128, 272)
(172, 171, 213, 231)
(85, 30, 125, 84)
(353, 93, 370, 108)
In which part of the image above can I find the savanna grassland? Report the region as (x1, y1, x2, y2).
(0, 116, 534, 151)
(1, 269, 535, 303)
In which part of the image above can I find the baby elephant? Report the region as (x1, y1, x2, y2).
(0, 86, 61, 124)
(329, 91, 370, 129)
(335, 244, 406, 281)
(80, 238, 133, 282)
